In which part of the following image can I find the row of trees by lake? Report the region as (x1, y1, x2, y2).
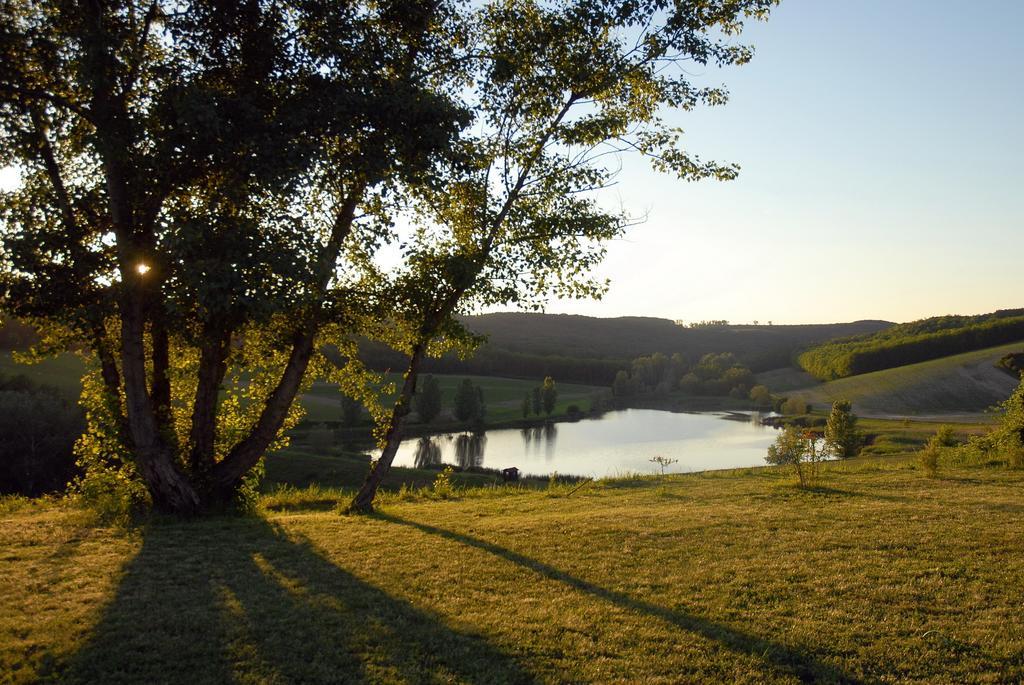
(611, 352, 757, 400)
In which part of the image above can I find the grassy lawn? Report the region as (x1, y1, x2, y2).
(262, 447, 550, 495)
(3, 455, 1024, 683)
(786, 341, 1023, 419)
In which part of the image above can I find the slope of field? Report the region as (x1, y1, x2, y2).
(788, 342, 1024, 419)
(4, 457, 1024, 683)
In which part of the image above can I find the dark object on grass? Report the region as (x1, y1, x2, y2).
(500, 467, 520, 482)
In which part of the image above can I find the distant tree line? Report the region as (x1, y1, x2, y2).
(798, 310, 1024, 381)
(521, 377, 558, 418)
(344, 341, 625, 387)
(611, 352, 756, 399)
(0, 373, 82, 496)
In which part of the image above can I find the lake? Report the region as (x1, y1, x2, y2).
(385, 409, 782, 478)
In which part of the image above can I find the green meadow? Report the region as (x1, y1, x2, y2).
(303, 373, 602, 424)
(3, 453, 1023, 684)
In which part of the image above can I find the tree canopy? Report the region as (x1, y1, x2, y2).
(1, 0, 778, 515)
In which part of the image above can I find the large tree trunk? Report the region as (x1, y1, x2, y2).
(348, 344, 426, 513)
(80, 1, 200, 515)
(207, 327, 317, 502)
(187, 329, 231, 478)
(149, 307, 173, 434)
(206, 190, 363, 505)
(120, 293, 201, 514)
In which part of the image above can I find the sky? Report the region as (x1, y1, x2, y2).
(540, 0, 1024, 325)
(2, 1, 1020, 326)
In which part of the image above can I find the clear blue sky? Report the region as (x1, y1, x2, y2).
(544, 0, 1024, 324)
(2, 1, 1019, 325)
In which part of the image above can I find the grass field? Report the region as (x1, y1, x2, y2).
(777, 341, 1024, 420)
(3, 453, 1023, 684)
(261, 447, 558, 494)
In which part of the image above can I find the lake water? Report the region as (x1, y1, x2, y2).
(386, 409, 782, 478)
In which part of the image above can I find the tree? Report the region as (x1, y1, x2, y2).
(781, 397, 809, 415)
(612, 370, 634, 398)
(532, 387, 543, 416)
(749, 385, 773, 407)
(994, 376, 1024, 467)
(649, 455, 678, 477)
(0, 0, 466, 513)
(342, 0, 779, 512)
(340, 395, 364, 428)
(521, 392, 531, 418)
(766, 426, 815, 488)
(414, 376, 443, 424)
(541, 377, 558, 416)
(475, 385, 487, 421)
(453, 379, 481, 423)
(824, 400, 861, 458)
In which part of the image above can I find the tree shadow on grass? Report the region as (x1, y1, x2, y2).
(381, 514, 863, 684)
(58, 516, 535, 685)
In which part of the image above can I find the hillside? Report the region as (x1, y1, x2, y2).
(4, 457, 1023, 683)
(785, 341, 1024, 419)
(354, 313, 893, 384)
(463, 313, 891, 368)
(798, 308, 1024, 380)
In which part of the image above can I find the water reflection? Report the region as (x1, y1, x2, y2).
(413, 436, 442, 468)
(385, 410, 782, 478)
(542, 423, 557, 461)
(454, 432, 487, 469)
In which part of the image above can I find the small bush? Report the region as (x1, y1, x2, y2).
(432, 465, 456, 499)
(917, 429, 958, 478)
(780, 397, 808, 415)
(918, 439, 940, 478)
(933, 424, 958, 447)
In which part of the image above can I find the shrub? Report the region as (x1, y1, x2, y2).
(749, 384, 773, 407)
(432, 465, 456, 499)
(995, 377, 1024, 468)
(933, 424, 959, 448)
(918, 436, 941, 478)
(780, 397, 808, 415)
(765, 426, 821, 487)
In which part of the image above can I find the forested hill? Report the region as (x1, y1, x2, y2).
(462, 313, 890, 363)
(798, 308, 1024, 380)
(358, 313, 892, 385)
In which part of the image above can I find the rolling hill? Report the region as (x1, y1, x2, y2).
(358, 313, 894, 384)
(781, 341, 1024, 420)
